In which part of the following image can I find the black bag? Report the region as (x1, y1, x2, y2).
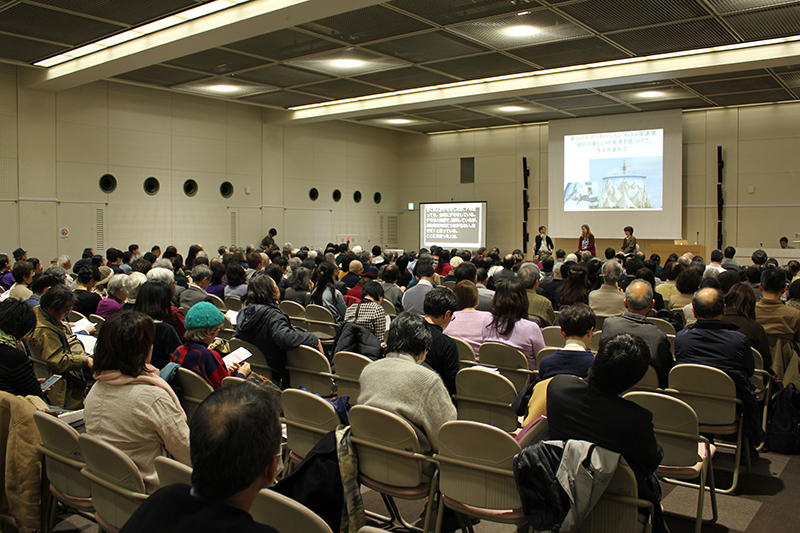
(513, 440, 571, 530)
(767, 383, 800, 454)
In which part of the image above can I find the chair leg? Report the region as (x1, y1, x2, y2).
(707, 459, 718, 524)
(694, 467, 705, 533)
(434, 496, 446, 533)
(421, 476, 439, 533)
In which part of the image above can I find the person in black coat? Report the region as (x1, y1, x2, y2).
(422, 288, 460, 397)
(535, 225, 554, 257)
(0, 299, 43, 398)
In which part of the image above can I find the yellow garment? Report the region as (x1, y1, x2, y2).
(522, 377, 554, 427)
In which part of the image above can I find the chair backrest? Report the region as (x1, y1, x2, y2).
(68, 310, 86, 322)
(380, 299, 397, 317)
(647, 316, 677, 335)
(435, 420, 522, 510)
(631, 365, 660, 391)
(752, 347, 764, 370)
(552, 310, 560, 327)
(666, 334, 675, 357)
(280, 300, 306, 317)
(535, 346, 559, 367)
(578, 462, 648, 533)
(34, 412, 92, 499)
(221, 376, 246, 388)
(517, 417, 549, 449)
(23, 339, 50, 379)
(444, 280, 457, 290)
(478, 342, 531, 392)
(305, 304, 338, 339)
(224, 296, 242, 311)
(154, 456, 192, 487)
(451, 336, 476, 369)
(78, 434, 147, 530)
(252, 488, 333, 533)
(88, 314, 105, 335)
(332, 351, 371, 404)
(668, 364, 738, 425)
(595, 315, 613, 331)
(349, 405, 427, 488)
(542, 326, 566, 348)
(281, 388, 340, 460)
(207, 293, 226, 310)
(286, 345, 335, 396)
(175, 367, 214, 421)
(624, 391, 701, 468)
(455, 368, 518, 432)
(590, 330, 602, 352)
(228, 338, 274, 378)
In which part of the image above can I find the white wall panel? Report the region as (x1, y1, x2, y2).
(56, 82, 107, 127)
(57, 162, 108, 203)
(475, 155, 516, 184)
(108, 85, 172, 135)
(18, 87, 56, 198)
(56, 203, 96, 260)
(0, 201, 18, 252)
(226, 104, 261, 144)
(226, 142, 261, 177)
(172, 136, 227, 174)
(172, 96, 227, 140)
(56, 123, 108, 166)
(108, 128, 172, 170)
(19, 201, 58, 259)
(0, 158, 18, 200)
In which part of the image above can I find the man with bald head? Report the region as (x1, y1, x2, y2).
(342, 260, 363, 290)
(600, 279, 673, 388)
(675, 287, 765, 445)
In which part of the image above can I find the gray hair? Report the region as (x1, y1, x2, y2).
(602, 260, 623, 284)
(185, 328, 213, 342)
(124, 272, 147, 302)
(152, 259, 174, 271)
(625, 279, 654, 312)
(56, 255, 70, 268)
(196, 250, 208, 259)
(517, 263, 541, 289)
(282, 242, 293, 254)
(191, 265, 212, 283)
(43, 265, 67, 284)
(147, 267, 175, 285)
(106, 274, 128, 298)
(702, 267, 719, 280)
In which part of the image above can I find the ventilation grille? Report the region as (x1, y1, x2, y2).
(386, 215, 399, 247)
(95, 208, 105, 252)
(230, 210, 237, 247)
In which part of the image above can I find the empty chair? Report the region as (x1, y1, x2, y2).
(305, 304, 338, 344)
(206, 293, 226, 311)
(578, 461, 654, 533)
(174, 367, 213, 422)
(252, 488, 333, 533)
(380, 299, 397, 318)
(595, 314, 614, 331)
(286, 345, 335, 396)
(542, 325, 566, 348)
(281, 388, 340, 473)
(349, 405, 438, 533)
(332, 351, 372, 404)
(78, 434, 148, 533)
(647, 316, 677, 335)
(454, 367, 518, 432)
(478, 342, 534, 392)
(224, 296, 242, 311)
(451, 336, 476, 369)
(228, 338, 275, 382)
(34, 412, 94, 533)
(631, 365, 661, 392)
(154, 456, 192, 487)
(280, 300, 308, 330)
(443, 280, 456, 290)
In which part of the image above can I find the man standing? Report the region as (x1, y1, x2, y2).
(422, 288, 460, 396)
(517, 263, 555, 327)
(588, 260, 625, 316)
(402, 260, 435, 315)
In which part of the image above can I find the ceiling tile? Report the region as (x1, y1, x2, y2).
(686, 75, 783, 95)
(403, 123, 468, 133)
(113, 65, 210, 86)
(512, 111, 572, 122)
(365, 31, 488, 63)
(450, 9, 590, 49)
(708, 88, 794, 105)
(240, 90, 330, 108)
(635, 97, 711, 111)
(224, 29, 343, 61)
(354, 67, 457, 90)
(405, 105, 462, 115)
(388, 0, 538, 26)
(164, 48, 268, 75)
(723, 4, 800, 41)
(0, 33, 69, 63)
(234, 64, 330, 88)
(452, 116, 520, 127)
(33, 0, 208, 26)
(285, 49, 407, 76)
(299, 79, 385, 99)
(415, 109, 489, 121)
(706, 0, 796, 15)
(535, 93, 618, 109)
(606, 19, 737, 55)
(771, 64, 800, 74)
(424, 52, 534, 79)
(465, 101, 553, 116)
(595, 79, 678, 93)
(523, 89, 595, 99)
(566, 105, 638, 116)
(779, 72, 800, 88)
(677, 69, 768, 83)
(508, 37, 629, 68)
(559, 0, 710, 33)
(299, 5, 433, 45)
(0, 3, 125, 46)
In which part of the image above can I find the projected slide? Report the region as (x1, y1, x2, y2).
(420, 202, 486, 249)
(563, 129, 663, 211)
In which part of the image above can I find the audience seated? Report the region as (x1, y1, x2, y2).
(517, 263, 555, 326)
(343, 281, 387, 343)
(756, 268, 800, 343)
(588, 260, 625, 316)
(722, 283, 771, 368)
(95, 274, 128, 318)
(655, 261, 684, 301)
(669, 268, 701, 310)
(224, 264, 248, 300)
(443, 281, 490, 360)
(7, 260, 34, 301)
(537, 303, 595, 381)
(342, 260, 363, 290)
(85, 311, 190, 493)
(421, 288, 460, 396)
(482, 279, 545, 371)
(206, 261, 227, 300)
(787, 279, 800, 312)
(311, 261, 347, 324)
(134, 280, 183, 370)
(284, 266, 312, 306)
(0, 300, 42, 398)
(181, 265, 213, 309)
(72, 266, 102, 316)
(378, 264, 404, 312)
(402, 259, 435, 315)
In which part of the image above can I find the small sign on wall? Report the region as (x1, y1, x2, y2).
(59, 227, 69, 240)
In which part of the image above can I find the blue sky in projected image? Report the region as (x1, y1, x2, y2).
(590, 156, 662, 208)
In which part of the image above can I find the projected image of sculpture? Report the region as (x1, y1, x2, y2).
(598, 161, 652, 209)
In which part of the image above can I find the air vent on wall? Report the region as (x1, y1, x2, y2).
(230, 210, 237, 248)
(95, 208, 105, 252)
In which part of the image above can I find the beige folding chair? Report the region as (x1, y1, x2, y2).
(625, 391, 717, 533)
(179, 306, 191, 316)
(552, 310, 560, 327)
(217, 328, 235, 340)
(68, 310, 87, 323)
(380, 299, 397, 318)
(154, 456, 192, 487)
(305, 304, 338, 345)
(23, 338, 50, 379)
(33, 412, 94, 533)
(666, 334, 676, 359)
(228, 338, 276, 383)
(578, 461, 653, 533)
(88, 314, 105, 335)
(451, 336, 477, 369)
(349, 405, 438, 533)
(281, 388, 340, 474)
(595, 315, 615, 331)
(590, 330, 602, 353)
(224, 296, 242, 311)
(517, 416, 549, 450)
(332, 351, 371, 404)
(751, 348, 771, 449)
(280, 300, 308, 330)
(443, 280, 456, 290)
(668, 364, 748, 494)
(647, 316, 677, 335)
(207, 293, 226, 310)
(541, 325, 566, 348)
(286, 345, 336, 396)
(174, 367, 214, 422)
(478, 342, 534, 392)
(433, 420, 527, 533)
(221, 376, 246, 388)
(454, 367, 518, 432)
(631, 365, 661, 392)
(78, 434, 148, 533)
(767, 335, 800, 389)
(535, 346, 559, 368)
(252, 488, 333, 533)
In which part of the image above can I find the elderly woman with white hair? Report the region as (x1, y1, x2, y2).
(147, 267, 187, 341)
(95, 274, 128, 318)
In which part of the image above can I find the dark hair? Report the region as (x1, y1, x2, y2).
(664, 261, 685, 281)
(454, 261, 477, 283)
(311, 262, 337, 306)
(718, 270, 740, 295)
(186, 244, 203, 269)
(210, 261, 226, 285)
(361, 281, 384, 302)
(106, 248, 123, 263)
(243, 271, 278, 306)
(761, 267, 786, 294)
(92, 311, 155, 377)
(31, 273, 61, 295)
(40, 284, 75, 314)
(561, 263, 589, 306)
(725, 283, 757, 320)
(122, 250, 133, 264)
(0, 254, 9, 270)
(692, 288, 724, 319)
(541, 255, 555, 270)
(649, 253, 661, 265)
(423, 287, 458, 318)
(745, 265, 761, 284)
(134, 280, 173, 321)
(382, 264, 400, 284)
(151, 245, 161, 253)
(265, 264, 283, 286)
(604, 247, 616, 260)
(171, 254, 184, 272)
(132, 259, 152, 274)
(790, 279, 800, 300)
(780, 236, 789, 244)
(0, 299, 36, 339)
(623, 226, 633, 234)
(453, 280, 479, 310)
(413, 260, 435, 279)
(226, 264, 247, 287)
(77, 265, 101, 285)
(751, 249, 768, 266)
(710, 249, 724, 262)
(589, 334, 650, 395)
(675, 268, 702, 295)
(11, 261, 33, 284)
(624, 257, 643, 276)
(386, 312, 432, 356)
(559, 303, 595, 338)
(247, 252, 263, 269)
(191, 382, 281, 499)
(128, 244, 139, 254)
(724, 246, 735, 259)
(490, 280, 529, 336)
(82, 248, 95, 259)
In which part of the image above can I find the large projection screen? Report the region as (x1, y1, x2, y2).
(420, 202, 487, 249)
(547, 109, 682, 239)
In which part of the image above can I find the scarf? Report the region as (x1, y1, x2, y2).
(95, 363, 185, 419)
(0, 329, 19, 350)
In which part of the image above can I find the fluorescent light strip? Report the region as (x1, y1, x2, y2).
(289, 33, 800, 111)
(33, 0, 252, 67)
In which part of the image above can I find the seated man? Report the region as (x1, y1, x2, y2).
(537, 303, 595, 380)
(518, 263, 555, 327)
(676, 287, 765, 446)
(588, 260, 625, 316)
(546, 334, 667, 533)
(120, 383, 282, 533)
(756, 267, 800, 344)
(422, 288, 460, 396)
(179, 265, 213, 309)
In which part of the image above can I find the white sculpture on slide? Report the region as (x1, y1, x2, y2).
(598, 161, 651, 209)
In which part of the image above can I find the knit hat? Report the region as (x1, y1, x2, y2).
(95, 266, 113, 286)
(185, 302, 224, 330)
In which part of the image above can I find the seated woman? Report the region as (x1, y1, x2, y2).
(29, 285, 92, 409)
(443, 280, 490, 360)
(359, 312, 456, 454)
(343, 281, 387, 343)
(72, 266, 102, 317)
(205, 261, 227, 300)
(620, 226, 637, 255)
(235, 271, 321, 385)
(443, 256, 462, 283)
(722, 283, 771, 368)
(482, 279, 545, 371)
(284, 266, 313, 306)
(559, 263, 589, 309)
(172, 302, 250, 389)
(311, 261, 347, 324)
(85, 311, 190, 493)
(223, 264, 248, 300)
(0, 299, 42, 398)
(669, 268, 702, 310)
(656, 261, 685, 301)
(134, 280, 182, 370)
(95, 274, 128, 318)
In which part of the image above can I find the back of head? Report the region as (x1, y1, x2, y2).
(106, 274, 128, 297)
(454, 261, 477, 283)
(559, 303, 595, 338)
(12, 261, 33, 283)
(589, 333, 650, 395)
(561, 263, 588, 305)
(556, 249, 566, 260)
(541, 254, 555, 270)
(711, 249, 724, 263)
(124, 272, 148, 302)
(134, 280, 172, 321)
(93, 311, 155, 377)
(692, 287, 724, 319)
(77, 265, 101, 285)
(423, 287, 458, 318)
(675, 268, 702, 295)
(361, 281, 384, 302)
(191, 383, 281, 499)
(414, 259, 435, 279)
(725, 283, 756, 320)
(386, 312, 432, 357)
(191, 265, 212, 284)
(634, 268, 656, 292)
(625, 257, 643, 275)
(517, 263, 540, 289)
(453, 280, 479, 310)
(290, 267, 312, 292)
(227, 264, 247, 287)
(502, 254, 515, 269)
(382, 264, 400, 284)
(247, 252, 263, 270)
(604, 247, 616, 260)
(761, 267, 786, 295)
(625, 279, 654, 313)
(40, 284, 75, 314)
(718, 269, 740, 295)
(664, 261, 685, 281)
(106, 247, 123, 264)
(244, 271, 278, 306)
(0, 299, 36, 339)
(724, 246, 736, 259)
(751, 249, 768, 266)
(601, 259, 622, 284)
(491, 279, 528, 335)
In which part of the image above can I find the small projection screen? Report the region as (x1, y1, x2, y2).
(420, 202, 487, 249)
(547, 109, 683, 239)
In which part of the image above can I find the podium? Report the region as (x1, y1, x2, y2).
(650, 244, 706, 260)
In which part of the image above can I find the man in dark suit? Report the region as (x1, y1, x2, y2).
(546, 333, 667, 533)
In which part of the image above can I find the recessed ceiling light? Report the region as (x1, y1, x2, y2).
(499, 105, 525, 112)
(639, 90, 665, 98)
(517, 11, 531, 16)
(505, 25, 538, 37)
(208, 84, 239, 93)
(386, 118, 412, 125)
(332, 59, 365, 68)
